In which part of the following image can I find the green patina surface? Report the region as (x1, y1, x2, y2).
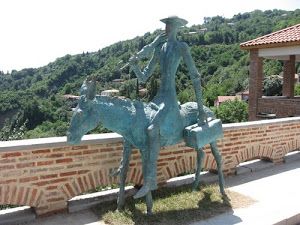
(67, 16, 225, 214)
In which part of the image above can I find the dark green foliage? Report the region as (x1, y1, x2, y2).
(263, 75, 283, 96)
(1, 9, 299, 139)
(294, 84, 300, 96)
(213, 99, 248, 123)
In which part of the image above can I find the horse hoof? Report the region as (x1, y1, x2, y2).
(146, 210, 153, 215)
(222, 193, 230, 202)
(110, 169, 120, 177)
(134, 185, 150, 199)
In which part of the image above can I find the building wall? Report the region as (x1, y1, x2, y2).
(1, 117, 300, 215)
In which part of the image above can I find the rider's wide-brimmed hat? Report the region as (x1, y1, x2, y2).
(160, 16, 188, 27)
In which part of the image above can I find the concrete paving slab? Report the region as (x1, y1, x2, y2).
(285, 150, 300, 163)
(235, 165, 251, 175)
(0, 206, 35, 225)
(69, 186, 136, 213)
(21, 209, 105, 225)
(191, 160, 300, 225)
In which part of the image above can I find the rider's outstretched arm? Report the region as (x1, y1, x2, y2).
(181, 42, 207, 125)
(130, 48, 160, 83)
(129, 34, 165, 83)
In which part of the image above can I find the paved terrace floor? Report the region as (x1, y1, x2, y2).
(19, 154, 300, 225)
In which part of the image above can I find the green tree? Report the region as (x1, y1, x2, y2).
(213, 99, 248, 123)
(263, 75, 282, 96)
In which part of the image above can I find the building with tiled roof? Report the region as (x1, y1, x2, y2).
(240, 23, 300, 50)
(214, 96, 239, 107)
(240, 23, 300, 121)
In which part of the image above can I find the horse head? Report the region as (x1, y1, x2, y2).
(67, 79, 98, 144)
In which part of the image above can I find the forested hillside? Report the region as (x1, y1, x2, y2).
(1, 9, 300, 140)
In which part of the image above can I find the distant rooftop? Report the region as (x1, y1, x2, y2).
(63, 94, 80, 100)
(240, 23, 300, 49)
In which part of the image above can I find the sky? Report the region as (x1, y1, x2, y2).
(0, 0, 299, 72)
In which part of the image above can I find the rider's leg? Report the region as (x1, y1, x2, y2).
(134, 123, 160, 199)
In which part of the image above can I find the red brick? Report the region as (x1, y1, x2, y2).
(16, 162, 35, 168)
(32, 149, 51, 154)
(72, 145, 88, 150)
(0, 165, 14, 170)
(40, 174, 58, 179)
(173, 150, 184, 154)
(159, 151, 172, 156)
(88, 173, 95, 187)
(2, 152, 21, 158)
(46, 153, 64, 158)
(46, 186, 58, 190)
(83, 149, 98, 154)
(65, 183, 75, 196)
(50, 178, 69, 184)
(47, 197, 65, 203)
(66, 163, 83, 169)
(29, 189, 38, 205)
(17, 187, 25, 203)
(56, 158, 73, 164)
(52, 147, 69, 152)
(184, 149, 194, 153)
(0, 179, 17, 185)
(77, 177, 85, 192)
(65, 151, 82, 156)
(157, 162, 168, 166)
(34, 180, 50, 186)
(37, 160, 54, 166)
(0, 158, 16, 163)
(102, 159, 117, 165)
(166, 167, 172, 177)
(99, 148, 114, 153)
(20, 176, 39, 183)
(78, 170, 89, 175)
(60, 171, 77, 177)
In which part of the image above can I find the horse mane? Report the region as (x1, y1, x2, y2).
(94, 95, 144, 111)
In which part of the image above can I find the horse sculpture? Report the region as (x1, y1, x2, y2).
(67, 79, 226, 214)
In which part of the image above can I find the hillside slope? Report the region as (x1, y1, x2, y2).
(1, 9, 300, 140)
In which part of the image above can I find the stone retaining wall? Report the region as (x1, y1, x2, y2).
(1, 117, 300, 215)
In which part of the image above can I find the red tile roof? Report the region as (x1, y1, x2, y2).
(217, 96, 237, 102)
(240, 23, 300, 49)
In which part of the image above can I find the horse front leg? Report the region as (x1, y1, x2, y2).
(210, 141, 226, 196)
(139, 149, 153, 215)
(117, 140, 132, 210)
(193, 148, 204, 190)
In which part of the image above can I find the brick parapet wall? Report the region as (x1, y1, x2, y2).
(1, 117, 300, 215)
(258, 97, 300, 117)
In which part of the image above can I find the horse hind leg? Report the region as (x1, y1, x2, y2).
(193, 148, 204, 190)
(210, 141, 226, 196)
(116, 140, 132, 210)
(139, 149, 153, 215)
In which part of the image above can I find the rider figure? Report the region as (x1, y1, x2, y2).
(129, 16, 206, 198)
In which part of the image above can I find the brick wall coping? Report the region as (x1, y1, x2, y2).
(1, 116, 300, 153)
(0, 133, 123, 152)
(223, 116, 300, 130)
(260, 96, 300, 100)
